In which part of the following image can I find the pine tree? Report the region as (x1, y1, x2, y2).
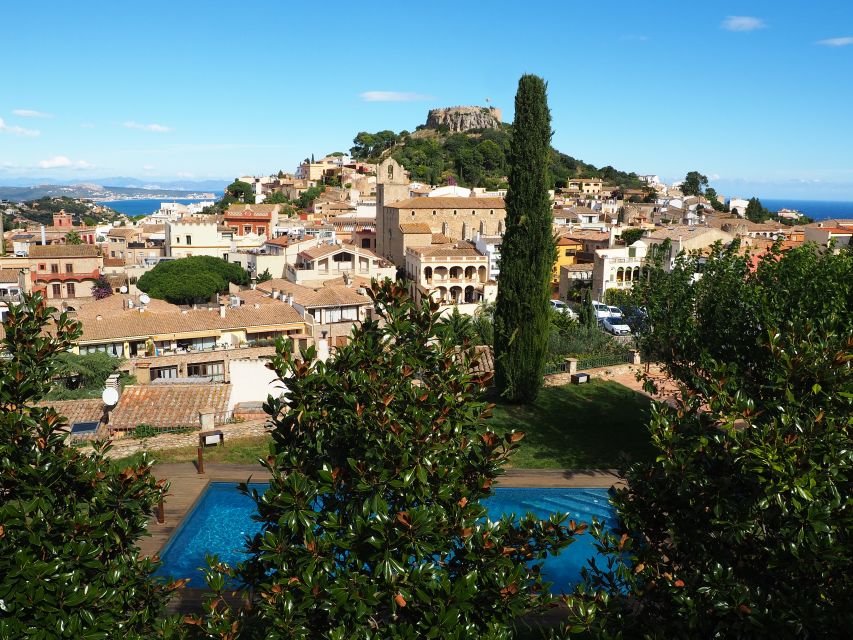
(493, 75, 555, 403)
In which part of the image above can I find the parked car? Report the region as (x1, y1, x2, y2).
(591, 301, 611, 320)
(602, 317, 632, 336)
(607, 306, 624, 320)
(550, 299, 578, 318)
(620, 305, 648, 332)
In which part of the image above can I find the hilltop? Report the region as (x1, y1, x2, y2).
(349, 106, 644, 190)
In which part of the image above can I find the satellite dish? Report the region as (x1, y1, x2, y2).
(102, 387, 119, 406)
(120, 285, 128, 294)
(138, 293, 151, 305)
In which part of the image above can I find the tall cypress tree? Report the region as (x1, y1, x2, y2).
(493, 75, 555, 403)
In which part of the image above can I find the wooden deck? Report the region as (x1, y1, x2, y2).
(142, 462, 623, 615)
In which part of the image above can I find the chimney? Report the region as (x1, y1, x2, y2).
(219, 305, 226, 318)
(271, 287, 278, 300)
(41, 225, 47, 245)
(287, 293, 294, 305)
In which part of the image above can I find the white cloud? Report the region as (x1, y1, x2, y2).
(12, 109, 53, 118)
(817, 36, 853, 47)
(143, 164, 156, 171)
(38, 155, 73, 169)
(721, 16, 766, 32)
(124, 121, 173, 133)
(80, 123, 96, 129)
(0, 117, 40, 137)
(359, 91, 433, 102)
(37, 155, 94, 169)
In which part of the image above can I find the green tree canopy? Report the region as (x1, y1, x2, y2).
(255, 267, 273, 283)
(64, 230, 82, 245)
(493, 75, 556, 403)
(620, 227, 645, 245)
(745, 196, 772, 223)
(137, 256, 249, 305)
(568, 244, 853, 638)
(680, 170, 708, 196)
(224, 180, 255, 204)
(189, 281, 579, 638)
(0, 294, 177, 636)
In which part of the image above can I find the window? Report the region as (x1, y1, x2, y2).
(411, 212, 415, 217)
(453, 210, 457, 216)
(51, 264, 59, 274)
(52, 284, 61, 297)
(628, 247, 636, 258)
(110, 251, 116, 257)
(65, 263, 73, 273)
(565, 249, 572, 256)
(187, 361, 224, 382)
(38, 263, 46, 271)
(257, 227, 265, 235)
(185, 235, 192, 245)
(244, 225, 252, 234)
(66, 283, 75, 297)
(432, 210, 436, 216)
(151, 366, 178, 380)
(361, 238, 371, 249)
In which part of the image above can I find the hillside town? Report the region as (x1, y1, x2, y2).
(3, 93, 851, 638)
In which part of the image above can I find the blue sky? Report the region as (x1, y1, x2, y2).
(1, 1, 852, 199)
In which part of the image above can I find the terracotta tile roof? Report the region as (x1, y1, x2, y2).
(562, 263, 594, 272)
(0, 269, 22, 283)
(76, 299, 304, 343)
(431, 233, 456, 244)
(35, 398, 108, 427)
(224, 204, 278, 217)
(255, 278, 370, 308)
(399, 223, 432, 234)
(141, 224, 166, 233)
(292, 285, 370, 308)
(109, 384, 231, 430)
(469, 345, 494, 376)
(385, 197, 505, 210)
(557, 236, 583, 246)
(299, 243, 382, 262)
(108, 227, 138, 238)
(408, 243, 485, 258)
(103, 258, 125, 267)
(564, 230, 610, 242)
(29, 244, 100, 258)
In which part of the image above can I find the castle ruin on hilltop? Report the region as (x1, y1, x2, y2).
(425, 106, 502, 133)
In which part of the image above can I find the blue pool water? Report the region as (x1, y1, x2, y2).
(156, 483, 617, 593)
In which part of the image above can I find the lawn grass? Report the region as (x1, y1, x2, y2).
(487, 380, 654, 469)
(111, 435, 272, 469)
(112, 380, 652, 471)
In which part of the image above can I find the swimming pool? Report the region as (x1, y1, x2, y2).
(156, 483, 617, 593)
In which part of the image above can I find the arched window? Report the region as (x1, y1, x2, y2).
(490, 210, 494, 215)
(432, 210, 436, 216)
(387, 164, 394, 180)
(453, 210, 457, 216)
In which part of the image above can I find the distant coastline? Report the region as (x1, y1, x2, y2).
(758, 198, 853, 221)
(96, 197, 217, 217)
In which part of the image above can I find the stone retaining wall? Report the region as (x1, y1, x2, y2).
(544, 363, 640, 387)
(105, 418, 270, 459)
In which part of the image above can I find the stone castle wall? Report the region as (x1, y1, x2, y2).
(425, 106, 502, 133)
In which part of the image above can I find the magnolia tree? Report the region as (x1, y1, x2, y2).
(0, 294, 178, 637)
(187, 281, 581, 639)
(564, 244, 853, 638)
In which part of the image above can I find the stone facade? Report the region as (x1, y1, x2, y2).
(425, 106, 502, 133)
(380, 196, 506, 266)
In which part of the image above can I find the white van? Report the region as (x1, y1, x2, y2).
(591, 301, 611, 320)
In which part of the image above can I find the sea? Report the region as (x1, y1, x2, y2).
(758, 199, 853, 221)
(96, 198, 217, 218)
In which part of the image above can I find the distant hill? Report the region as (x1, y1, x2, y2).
(0, 183, 219, 202)
(350, 108, 644, 191)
